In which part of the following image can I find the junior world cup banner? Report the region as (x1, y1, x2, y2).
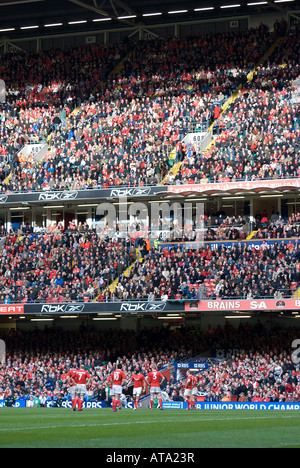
(162, 402, 300, 411)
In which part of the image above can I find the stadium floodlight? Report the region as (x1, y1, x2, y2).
(194, 7, 215, 11)
(260, 194, 283, 198)
(0, 80, 6, 104)
(92, 317, 118, 321)
(20, 25, 39, 29)
(30, 318, 54, 322)
(93, 18, 112, 22)
(78, 204, 99, 207)
(185, 198, 207, 201)
(117, 15, 137, 19)
(44, 23, 63, 27)
(157, 316, 183, 320)
(59, 316, 78, 319)
(168, 10, 188, 14)
(143, 12, 163, 17)
(68, 20, 87, 25)
(225, 315, 252, 319)
(220, 4, 241, 7)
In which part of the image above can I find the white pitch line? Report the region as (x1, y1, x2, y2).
(0, 413, 298, 433)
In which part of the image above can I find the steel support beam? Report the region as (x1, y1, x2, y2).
(68, 0, 137, 25)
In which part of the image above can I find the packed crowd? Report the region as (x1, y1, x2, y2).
(0, 209, 299, 303)
(205, 211, 300, 241)
(0, 42, 129, 182)
(0, 322, 299, 406)
(171, 33, 300, 185)
(253, 211, 300, 239)
(0, 226, 137, 304)
(170, 322, 300, 404)
(0, 26, 286, 193)
(2, 42, 127, 106)
(105, 240, 300, 302)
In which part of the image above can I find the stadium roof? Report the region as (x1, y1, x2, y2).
(0, 0, 299, 39)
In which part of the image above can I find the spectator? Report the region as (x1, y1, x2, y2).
(0, 323, 300, 405)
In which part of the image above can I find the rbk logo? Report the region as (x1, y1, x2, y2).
(146, 303, 168, 311)
(38, 191, 79, 201)
(120, 302, 167, 312)
(110, 188, 152, 197)
(41, 304, 85, 314)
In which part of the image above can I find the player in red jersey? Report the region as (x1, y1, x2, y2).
(72, 364, 91, 411)
(146, 366, 166, 410)
(184, 371, 198, 410)
(106, 373, 122, 410)
(130, 368, 146, 410)
(107, 364, 127, 412)
(65, 367, 78, 411)
(191, 374, 199, 409)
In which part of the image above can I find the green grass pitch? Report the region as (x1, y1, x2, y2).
(0, 408, 299, 448)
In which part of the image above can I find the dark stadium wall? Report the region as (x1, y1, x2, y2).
(249, 12, 282, 30)
(0, 16, 252, 53)
(3, 313, 296, 334)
